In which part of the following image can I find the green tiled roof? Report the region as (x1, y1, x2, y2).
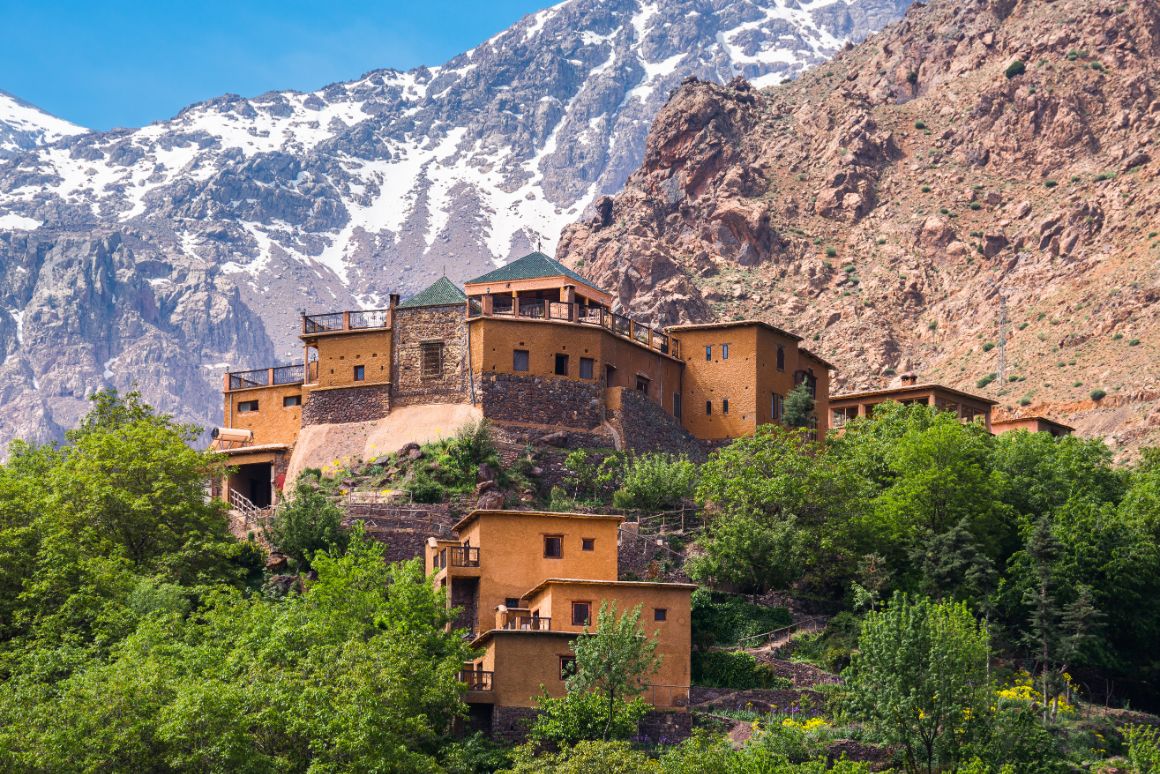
(397, 276, 468, 309)
(465, 252, 602, 293)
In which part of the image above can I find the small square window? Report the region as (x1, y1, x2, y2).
(353, 365, 365, 381)
(581, 538, 595, 551)
(559, 655, 577, 680)
(544, 535, 563, 558)
(635, 375, 650, 394)
(705, 345, 712, 361)
(513, 349, 529, 372)
(722, 343, 730, 360)
(554, 353, 569, 376)
(705, 400, 712, 416)
(654, 608, 668, 622)
(238, 400, 259, 413)
(283, 394, 302, 408)
(579, 357, 594, 379)
(571, 601, 591, 627)
(723, 399, 730, 415)
(504, 597, 520, 609)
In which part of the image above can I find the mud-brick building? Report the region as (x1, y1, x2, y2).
(828, 372, 998, 432)
(213, 252, 832, 509)
(424, 509, 694, 736)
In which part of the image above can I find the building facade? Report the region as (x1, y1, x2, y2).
(424, 509, 694, 732)
(828, 372, 997, 432)
(213, 253, 834, 507)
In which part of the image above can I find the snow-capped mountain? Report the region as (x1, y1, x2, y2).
(0, 0, 911, 447)
(0, 91, 85, 160)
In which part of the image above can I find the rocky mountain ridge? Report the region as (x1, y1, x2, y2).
(0, 91, 85, 161)
(0, 0, 911, 448)
(558, 0, 1160, 456)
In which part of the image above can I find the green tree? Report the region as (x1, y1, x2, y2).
(565, 602, 662, 741)
(264, 479, 348, 570)
(612, 453, 697, 511)
(782, 383, 815, 428)
(845, 592, 992, 774)
(687, 512, 808, 593)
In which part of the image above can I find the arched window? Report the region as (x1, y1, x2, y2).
(776, 346, 785, 371)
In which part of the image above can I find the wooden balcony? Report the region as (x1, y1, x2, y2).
(503, 614, 551, 632)
(225, 363, 305, 392)
(468, 298, 679, 359)
(434, 546, 480, 570)
(459, 669, 494, 692)
(302, 309, 391, 336)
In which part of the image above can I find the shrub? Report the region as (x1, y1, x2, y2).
(1129, 338, 1141, 346)
(1113, 332, 1124, 340)
(529, 691, 651, 747)
(1071, 175, 1082, 183)
(977, 373, 997, 388)
(968, 201, 982, 210)
(611, 453, 697, 511)
(914, 120, 927, 130)
(843, 264, 856, 273)
(1019, 396, 1032, 407)
(1096, 171, 1116, 181)
(921, 184, 932, 193)
(883, 367, 897, 376)
(792, 612, 862, 673)
(1127, 725, 1160, 774)
(928, 320, 938, 331)
(692, 650, 791, 689)
(264, 480, 348, 570)
(825, 247, 838, 258)
(982, 342, 995, 352)
(1090, 389, 1107, 401)
(691, 589, 791, 649)
(1044, 179, 1058, 188)
(1073, 381, 1083, 388)
(1005, 60, 1026, 78)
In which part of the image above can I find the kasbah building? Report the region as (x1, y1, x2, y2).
(211, 250, 1068, 735)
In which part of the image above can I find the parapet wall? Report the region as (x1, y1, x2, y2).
(479, 371, 604, 430)
(302, 384, 391, 426)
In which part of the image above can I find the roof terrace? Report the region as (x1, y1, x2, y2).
(224, 362, 311, 392)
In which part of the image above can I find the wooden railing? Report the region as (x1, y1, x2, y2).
(468, 299, 678, 358)
(503, 615, 551, 632)
(736, 616, 826, 649)
(436, 546, 480, 569)
(227, 488, 273, 529)
(303, 309, 391, 335)
(227, 363, 305, 390)
(459, 670, 494, 691)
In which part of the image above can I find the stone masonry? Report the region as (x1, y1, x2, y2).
(301, 384, 390, 425)
(391, 305, 469, 406)
(480, 371, 604, 430)
(611, 387, 709, 460)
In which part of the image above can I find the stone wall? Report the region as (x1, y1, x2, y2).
(611, 387, 709, 461)
(391, 305, 469, 406)
(638, 710, 694, 745)
(490, 706, 538, 744)
(479, 371, 604, 430)
(301, 384, 390, 425)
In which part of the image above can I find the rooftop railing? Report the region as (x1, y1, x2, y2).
(459, 670, 494, 691)
(227, 363, 305, 391)
(468, 299, 678, 358)
(435, 545, 480, 569)
(503, 614, 551, 632)
(302, 309, 391, 335)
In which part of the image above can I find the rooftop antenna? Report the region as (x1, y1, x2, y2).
(536, 236, 542, 253)
(997, 292, 1008, 387)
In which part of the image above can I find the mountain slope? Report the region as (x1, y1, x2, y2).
(558, 0, 1160, 455)
(0, 0, 911, 448)
(0, 91, 85, 161)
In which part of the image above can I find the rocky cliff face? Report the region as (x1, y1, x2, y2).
(0, 0, 910, 448)
(0, 91, 84, 161)
(559, 0, 1160, 455)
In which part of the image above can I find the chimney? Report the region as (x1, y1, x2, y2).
(388, 293, 400, 311)
(900, 371, 918, 386)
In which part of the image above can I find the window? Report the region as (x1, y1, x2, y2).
(420, 341, 444, 378)
(554, 353, 569, 376)
(559, 655, 577, 680)
(776, 346, 785, 371)
(571, 601, 591, 627)
(722, 343, 730, 360)
(654, 608, 668, 622)
(673, 392, 682, 418)
(794, 370, 817, 398)
(582, 538, 595, 551)
(544, 535, 563, 558)
(705, 400, 712, 416)
(238, 400, 259, 413)
(635, 375, 650, 394)
(771, 393, 783, 421)
(723, 399, 730, 415)
(513, 349, 529, 372)
(504, 597, 520, 609)
(705, 345, 712, 361)
(579, 357, 594, 379)
(283, 394, 302, 408)
(353, 364, 365, 381)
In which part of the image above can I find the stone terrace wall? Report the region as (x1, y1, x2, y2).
(611, 388, 709, 461)
(391, 305, 468, 406)
(302, 384, 390, 425)
(479, 372, 603, 430)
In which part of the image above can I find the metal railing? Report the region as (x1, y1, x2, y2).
(467, 299, 678, 358)
(227, 363, 305, 390)
(459, 670, 494, 691)
(736, 616, 826, 649)
(303, 309, 391, 335)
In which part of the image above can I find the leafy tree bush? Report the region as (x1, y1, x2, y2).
(1126, 725, 1160, 773)
(782, 383, 815, 428)
(1005, 60, 1026, 78)
(611, 453, 696, 511)
(689, 589, 791, 649)
(264, 478, 348, 570)
(844, 592, 992, 774)
(529, 690, 651, 748)
(691, 650, 790, 690)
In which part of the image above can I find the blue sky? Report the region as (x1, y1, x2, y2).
(1, 0, 551, 130)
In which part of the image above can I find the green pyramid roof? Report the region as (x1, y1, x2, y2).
(465, 252, 603, 293)
(397, 276, 468, 309)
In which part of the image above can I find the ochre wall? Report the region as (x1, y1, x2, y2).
(309, 329, 393, 389)
(676, 326, 760, 440)
(468, 317, 684, 418)
(453, 511, 622, 635)
(479, 633, 577, 708)
(222, 383, 303, 446)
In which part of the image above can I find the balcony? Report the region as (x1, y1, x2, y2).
(226, 363, 306, 391)
(468, 299, 679, 359)
(459, 669, 494, 692)
(435, 545, 480, 570)
(302, 309, 391, 335)
(503, 613, 551, 632)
